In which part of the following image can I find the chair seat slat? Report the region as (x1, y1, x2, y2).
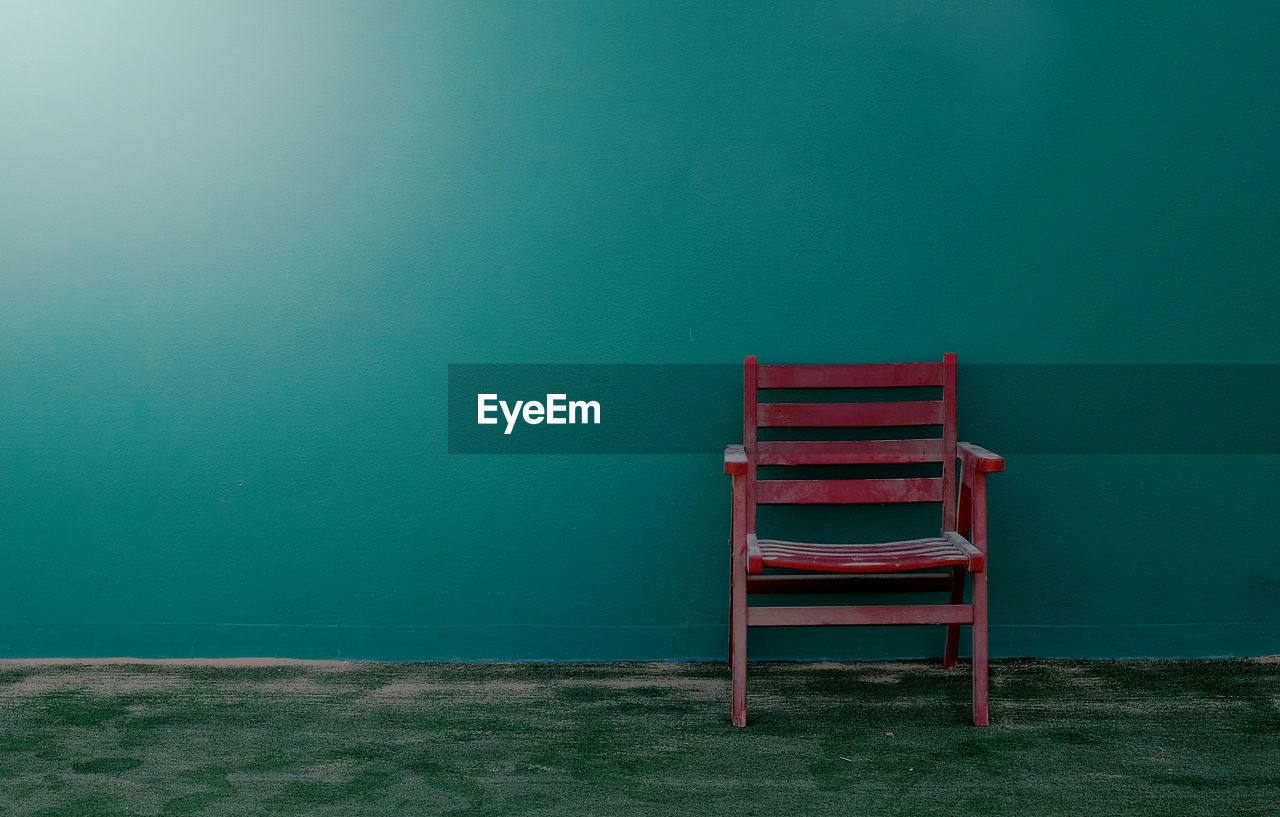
(754, 536, 973, 573)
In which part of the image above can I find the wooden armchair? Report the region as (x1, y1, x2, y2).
(725, 354, 1003, 726)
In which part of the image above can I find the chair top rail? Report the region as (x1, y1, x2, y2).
(757, 362, 944, 389)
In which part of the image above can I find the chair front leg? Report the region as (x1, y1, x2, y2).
(727, 546, 735, 671)
(972, 569, 989, 726)
(967, 466, 991, 726)
(729, 468, 749, 727)
(731, 544, 747, 727)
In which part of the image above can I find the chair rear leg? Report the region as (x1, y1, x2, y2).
(943, 566, 964, 668)
(730, 553, 748, 727)
(728, 594, 735, 670)
(972, 570, 989, 726)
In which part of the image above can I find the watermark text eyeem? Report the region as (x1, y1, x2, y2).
(477, 394, 601, 434)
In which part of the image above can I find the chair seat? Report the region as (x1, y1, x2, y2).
(752, 536, 973, 574)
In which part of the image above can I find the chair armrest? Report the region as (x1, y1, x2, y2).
(724, 444, 748, 475)
(957, 442, 1004, 473)
(943, 531, 986, 573)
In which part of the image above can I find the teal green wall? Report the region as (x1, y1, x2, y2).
(1, 2, 1277, 660)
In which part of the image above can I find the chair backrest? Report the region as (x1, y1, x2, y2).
(743, 354, 957, 534)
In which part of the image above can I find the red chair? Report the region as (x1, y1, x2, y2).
(724, 354, 1003, 726)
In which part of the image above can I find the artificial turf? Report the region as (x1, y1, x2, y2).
(0, 658, 1276, 816)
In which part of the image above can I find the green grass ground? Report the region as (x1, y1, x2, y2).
(0, 658, 1276, 816)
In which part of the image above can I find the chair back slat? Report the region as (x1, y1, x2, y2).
(758, 401, 943, 428)
(756, 477, 944, 504)
(758, 362, 943, 389)
(757, 439, 944, 465)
